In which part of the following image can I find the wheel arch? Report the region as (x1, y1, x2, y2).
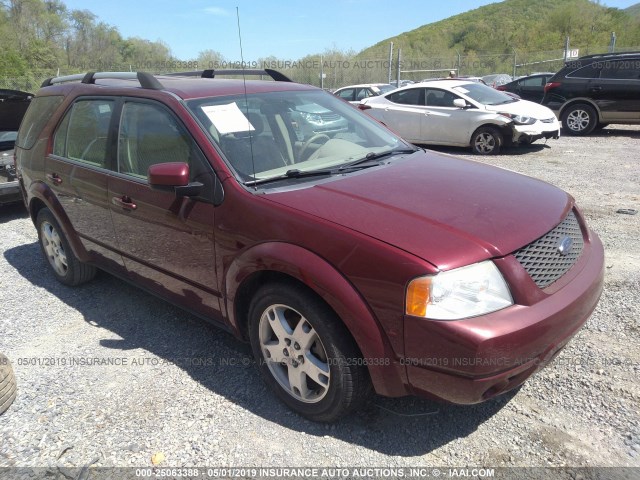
(558, 98, 603, 123)
(470, 123, 512, 149)
(225, 242, 409, 397)
(28, 181, 91, 263)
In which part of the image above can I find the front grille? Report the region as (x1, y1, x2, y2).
(318, 112, 340, 122)
(514, 210, 584, 289)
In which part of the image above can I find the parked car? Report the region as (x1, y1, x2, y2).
(359, 80, 560, 154)
(497, 73, 555, 103)
(0, 89, 32, 205)
(333, 83, 397, 105)
(16, 70, 603, 422)
(542, 51, 640, 135)
(482, 73, 512, 88)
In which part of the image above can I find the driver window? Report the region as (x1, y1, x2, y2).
(425, 89, 457, 107)
(54, 100, 114, 168)
(118, 102, 193, 179)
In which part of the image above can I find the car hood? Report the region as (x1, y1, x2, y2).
(0, 89, 32, 131)
(265, 151, 571, 270)
(484, 100, 556, 120)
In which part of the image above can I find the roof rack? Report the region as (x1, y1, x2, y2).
(164, 68, 292, 82)
(578, 51, 640, 60)
(40, 68, 292, 90)
(41, 71, 163, 89)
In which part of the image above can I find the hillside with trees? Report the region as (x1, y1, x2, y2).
(358, 0, 640, 59)
(625, 2, 640, 18)
(0, 0, 181, 89)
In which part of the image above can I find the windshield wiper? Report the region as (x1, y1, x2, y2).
(244, 168, 334, 186)
(340, 147, 419, 170)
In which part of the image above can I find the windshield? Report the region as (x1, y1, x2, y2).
(186, 90, 405, 183)
(453, 83, 517, 106)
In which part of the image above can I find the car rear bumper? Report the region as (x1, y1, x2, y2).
(402, 229, 604, 404)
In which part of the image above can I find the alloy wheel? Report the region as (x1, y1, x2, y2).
(258, 304, 330, 403)
(41, 221, 68, 277)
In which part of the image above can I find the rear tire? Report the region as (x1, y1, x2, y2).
(561, 103, 597, 136)
(471, 127, 502, 155)
(248, 282, 371, 422)
(0, 354, 16, 416)
(36, 208, 96, 286)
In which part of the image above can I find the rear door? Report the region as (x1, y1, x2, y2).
(45, 97, 126, 273)
(107, 98, 223, 320)
(597, 60, 640, 122)
(381, 88, 426, 142)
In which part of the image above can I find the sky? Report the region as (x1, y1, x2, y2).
(60, 0, 639, 61)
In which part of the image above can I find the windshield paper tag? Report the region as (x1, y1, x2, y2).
(201, 103, 255, 134)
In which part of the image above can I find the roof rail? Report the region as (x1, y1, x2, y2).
(578, 51, 640, 59)
(164, 68, 292, 82)
(41, 71, 164, 89)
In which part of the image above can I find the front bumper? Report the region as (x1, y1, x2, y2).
(403, 228, 604, 404)
(512, 118, 561, 143)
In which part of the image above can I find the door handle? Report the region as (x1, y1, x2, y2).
(46, 173, 62, 185)
(112, 195, 137, 211)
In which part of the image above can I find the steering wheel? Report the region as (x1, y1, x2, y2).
(299, 133, 330, 161)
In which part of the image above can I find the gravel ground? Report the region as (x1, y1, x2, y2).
(0, 125, 638, 472)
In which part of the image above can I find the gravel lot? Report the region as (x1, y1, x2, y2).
(0, 126, 638, 472)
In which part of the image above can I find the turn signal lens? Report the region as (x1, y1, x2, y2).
(406, 277, 431, 317)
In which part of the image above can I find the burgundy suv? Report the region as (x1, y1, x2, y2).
(15, 70, 604, 422)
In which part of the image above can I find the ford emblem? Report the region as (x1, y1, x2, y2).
(557, 236, 573, 256)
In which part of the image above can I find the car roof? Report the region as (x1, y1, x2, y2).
(335, 83, 391, 90)
(36, 71, 317, 101)
(397, 79, 476, 89)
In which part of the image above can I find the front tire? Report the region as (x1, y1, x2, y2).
(36, 208, 96, 286)
(471, 126, 502, 155)
(562, 103, 597, 135)
(248, 282, 371, 422)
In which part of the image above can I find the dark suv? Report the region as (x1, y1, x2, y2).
(16, 70, 604, 422)
(542, 51, 640, 135)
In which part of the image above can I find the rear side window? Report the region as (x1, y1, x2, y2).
(521, 76, 544, 86)
(336, 89, 355, 101)
(53, 99, 115, 168)
(600, 60, 640, 80)
(16, 95, 63, 149)
(567, 63, 600, 79)
(387, 88, 424, 106)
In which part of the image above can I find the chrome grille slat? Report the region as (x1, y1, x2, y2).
(514, 210, 584, 289)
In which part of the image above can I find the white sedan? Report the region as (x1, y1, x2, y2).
(359, 80, 560, 154)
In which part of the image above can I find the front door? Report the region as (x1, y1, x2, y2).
(108, 99, 222, 320)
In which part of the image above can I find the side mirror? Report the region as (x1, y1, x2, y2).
(148, 162, 202, 197)
(453, 99, 468, 109)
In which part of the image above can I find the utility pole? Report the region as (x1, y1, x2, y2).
(388, 42, 393, 84)
(396, 49, 402, 88)
(609, 32, 617, 53)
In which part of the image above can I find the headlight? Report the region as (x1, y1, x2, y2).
(405, 261, 513, 320)
(299, 112, 324, 125)
(499, 112, 536, 125)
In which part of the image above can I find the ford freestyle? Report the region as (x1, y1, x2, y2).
(15, 70, 604, 422)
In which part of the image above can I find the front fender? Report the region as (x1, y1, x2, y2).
(225, 242, 409, 397)
(28, 180, 91, 263)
